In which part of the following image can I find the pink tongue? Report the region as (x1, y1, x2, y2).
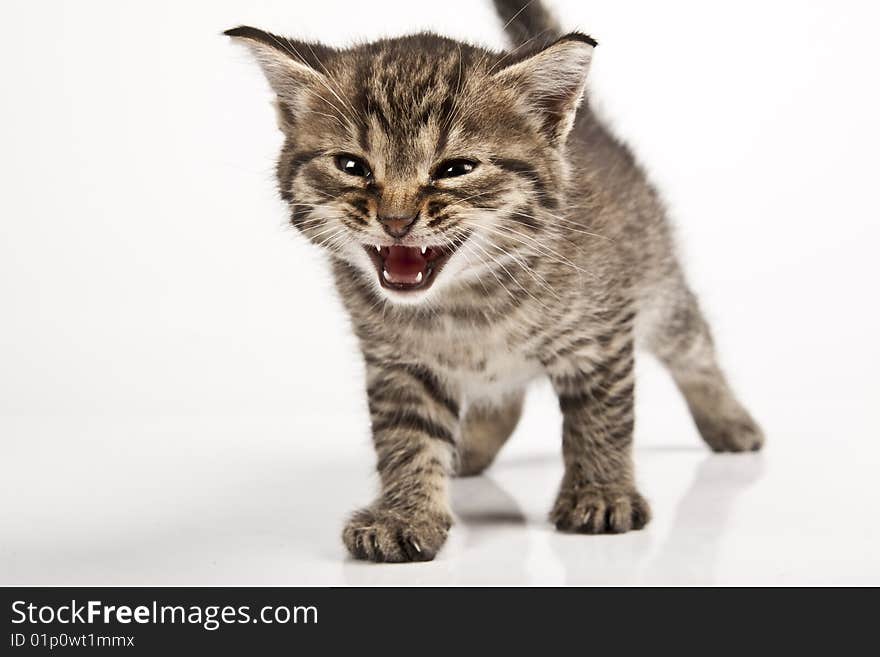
(384, 246, 427, 285)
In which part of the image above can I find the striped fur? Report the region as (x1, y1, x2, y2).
(226, 0, 764, 562)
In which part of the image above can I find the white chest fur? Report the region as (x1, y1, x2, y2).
(418, 324, 544, 405)
(451, 352, 544, 405)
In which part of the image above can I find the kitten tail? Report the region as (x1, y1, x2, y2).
(492, 0, 562, 48)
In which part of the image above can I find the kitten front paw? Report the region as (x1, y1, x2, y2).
(551, 484, 651, 534)
(342, 506, 452, 563)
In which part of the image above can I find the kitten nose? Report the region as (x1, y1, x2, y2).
(378, 213, 418, 238)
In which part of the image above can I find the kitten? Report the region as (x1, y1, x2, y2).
(226, 0, 764, 563)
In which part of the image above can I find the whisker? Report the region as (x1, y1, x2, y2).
(460, 240, 518, 304)
(467, 236, 551, 311)
(444, 189, 499, 209)
(478, 235, 561, 300)
(477, 218, 588, 269)
(459, 219, 594, 279)
(472, 199, 608, 241)
(508, 210, 612, 241)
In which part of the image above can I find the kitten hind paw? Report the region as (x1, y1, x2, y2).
(342, 506, 451, 563)
(551, 484, 651, 534)
(696, 413, 765, 453)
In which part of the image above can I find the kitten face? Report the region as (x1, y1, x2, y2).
(227, 29, 593, 304)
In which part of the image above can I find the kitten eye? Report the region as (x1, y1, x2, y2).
(335, 155, 372, 178)
(434, 159, 477, 179)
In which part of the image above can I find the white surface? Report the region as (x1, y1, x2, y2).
(1, 0, 878, 585)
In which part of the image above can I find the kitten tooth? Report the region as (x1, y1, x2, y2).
(420, 246, 427, 255)
(383, 269, 391, 281)
(375, 245, 381, 252)
(415, 271, 423, 283)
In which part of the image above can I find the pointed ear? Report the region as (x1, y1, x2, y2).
(224, 26, 331, 127)
(493, 33, 596, 145)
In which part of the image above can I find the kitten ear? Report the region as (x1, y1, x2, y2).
(492, 33, 596, 145)
(224, 26, 331, 127)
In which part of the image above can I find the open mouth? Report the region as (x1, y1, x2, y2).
(364, 244, 454, 292)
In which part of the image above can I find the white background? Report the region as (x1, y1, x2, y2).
(1, 0, 878, 585)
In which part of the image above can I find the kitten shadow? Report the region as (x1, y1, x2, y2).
(451, 474, 527, 527)
(638, 445, 706, 453)
(449, 474, 533, 585)
(496, 444, 705, 473)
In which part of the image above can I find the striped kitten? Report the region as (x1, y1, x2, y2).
(226, 0, 763, 563)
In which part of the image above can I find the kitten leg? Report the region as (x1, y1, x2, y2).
(644, 284, 764, 452)
(546, 335, 651, 534)
(457, 391, 525, 477)
(343, 359, 460, 563)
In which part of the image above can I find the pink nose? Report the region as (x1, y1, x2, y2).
(378, 214, 417, 238)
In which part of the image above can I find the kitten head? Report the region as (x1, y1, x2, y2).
(226, 27, 594, 304)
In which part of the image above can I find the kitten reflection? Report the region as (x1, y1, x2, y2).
(547, 453, 765, 585)
(643, 454, 766, 585)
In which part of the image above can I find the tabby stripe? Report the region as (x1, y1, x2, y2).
(491, 157, 559, 209)
(282, 149, 323, 206)
(558, 392, 591, 413)
(553, 336, 595, 358)
(344, 210, 369, 226)
(375, 444, 423, 475)
(285, 150, 321, 185)
(509, 210, 542, 232)
(368, 390, 423, 410)
(551, 344, 631, 383)
(616, 310, 637, 326)
(594, 360, 635, 393)
(597, 383, 635, 408)
(372, 410, 455, 445)
(535, 321, 579, 354)
(550, 369, 591, 391)
(366, 378, 421, 402)
(353, 59, 372, 151)
(607, 419, 635, 444)
(382, 363, 460, 418)
(601, 400, 637, 424)
(557, 380, 634, 413)
(349, 198, 370, 215)
(290, 205, 311, 227)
